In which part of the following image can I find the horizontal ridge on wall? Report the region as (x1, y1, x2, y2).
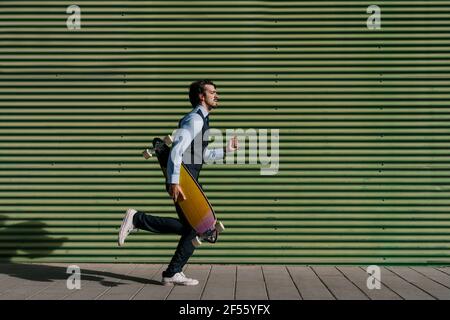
(1, 0, 450, 265)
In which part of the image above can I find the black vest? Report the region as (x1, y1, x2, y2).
(178, 108, 209, 180)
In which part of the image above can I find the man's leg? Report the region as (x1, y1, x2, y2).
(119, 209, 185, 246)
(131, 209, 198, 285)
(162, 203, 197, 278)
(133, 210, 184, 235)
(126, 209, 197, 274)
(160, 175, 201, 283)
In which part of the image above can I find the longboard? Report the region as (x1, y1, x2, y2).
(143, 135, 224, 246)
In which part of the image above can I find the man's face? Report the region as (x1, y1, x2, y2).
(200, 84, 219, 109)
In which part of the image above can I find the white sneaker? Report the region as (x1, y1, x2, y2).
(118, 208, 138, 246)
(162, 272, 199, 286)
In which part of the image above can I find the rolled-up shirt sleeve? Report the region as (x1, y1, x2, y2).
(166, 113, 204, 184)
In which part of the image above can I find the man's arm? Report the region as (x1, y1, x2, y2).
(203, 146, 225, 162)
(203, 136, 239, 161)
(166, 113, 203, 184)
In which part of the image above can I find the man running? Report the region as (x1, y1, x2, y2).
(118, 80, 238, 286)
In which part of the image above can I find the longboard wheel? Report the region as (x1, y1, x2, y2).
(142, 148, 154, 159)
(163, 135, 173, 146)
(192, 236, 202, 247)
(215, 221, 225, 233)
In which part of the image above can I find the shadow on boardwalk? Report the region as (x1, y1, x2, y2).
(0, 215, 161, 287)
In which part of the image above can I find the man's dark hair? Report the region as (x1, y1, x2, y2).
(189, 80, 216, 107)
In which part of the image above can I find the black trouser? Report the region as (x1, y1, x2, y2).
(133, 165, 201, 278)
(133, 206, 196, 278)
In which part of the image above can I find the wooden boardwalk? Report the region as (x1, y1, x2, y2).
(0, 263, 449, 300)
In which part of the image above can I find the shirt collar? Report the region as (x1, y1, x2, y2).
(195, 105, 209, 118)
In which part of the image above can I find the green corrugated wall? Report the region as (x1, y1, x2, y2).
(1, 0, 450, 265)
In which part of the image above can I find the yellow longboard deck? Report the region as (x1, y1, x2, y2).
(150, 137, 216, 235)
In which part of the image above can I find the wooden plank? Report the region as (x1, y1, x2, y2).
(262, 266, 301, 300)
(411, 267, 450, 289)
(2, 263, 447, 301)
(287, 266, 334, 300)
(201, 265, 236, 300)
(94, 264, 138, 300)
(235, 265, 268, 300)
(166, 265, 211, 300)
(27, 263, 110, 300)
(0, 272, 32, 296)
(387, 267, 450, 300)
(312, 266, 368, 300)
(96, 264, 161, 300)
(27, 279, 73, 300)
(64, 264, 131, 300)
(436, 267, 450, 276)
(337, 266, 402, 300)
(131, 265, 174, 300)
(378, 267, 434, 300)
(0, 263, 76, 299)
(0, 264, 18, 287)
(0, 263, 65, 291)
(0, 275, 54, 300)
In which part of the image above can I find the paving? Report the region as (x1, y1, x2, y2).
(0, 263, 449, 300)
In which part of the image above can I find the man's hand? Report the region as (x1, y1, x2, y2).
(226, 135, 239, 152)
(168, 184, 186, 202)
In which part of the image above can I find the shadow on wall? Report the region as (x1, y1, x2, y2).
(0, 215, 67, 261)
(0, 215, 161, 287)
